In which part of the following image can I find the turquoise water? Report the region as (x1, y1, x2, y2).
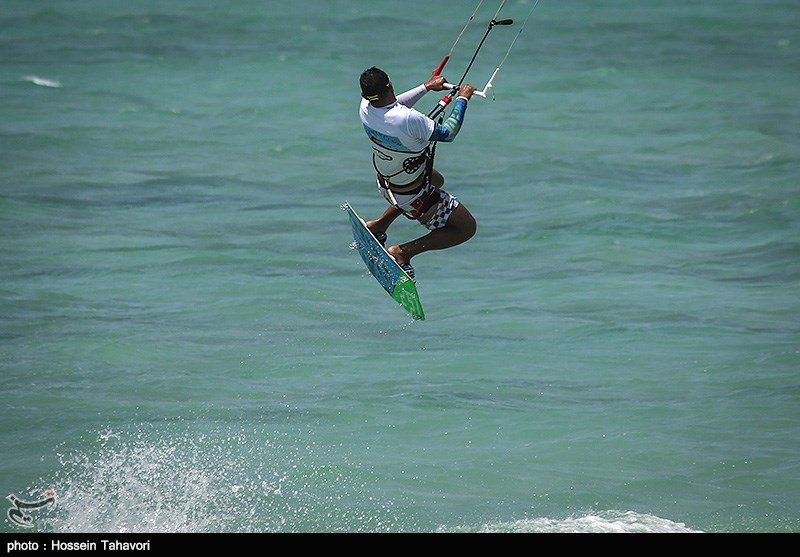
(1, 0, 798, 533)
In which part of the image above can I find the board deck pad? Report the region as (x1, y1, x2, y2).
(343, 202, 425, 320)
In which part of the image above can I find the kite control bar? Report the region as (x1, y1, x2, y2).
(430, 0, 543, 108)
(442, 67, 500, 98)
(428, 2, 513, 119)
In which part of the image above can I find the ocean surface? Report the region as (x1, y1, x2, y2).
(1, 0, 798, 534)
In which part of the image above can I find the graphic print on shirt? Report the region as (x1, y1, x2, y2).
(363, 126, 410, 152)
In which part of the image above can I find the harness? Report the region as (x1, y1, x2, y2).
(374, 142, 440, 220)
(371, 145, 429, 183)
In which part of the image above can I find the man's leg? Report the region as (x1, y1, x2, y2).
(366, 204, 403, 237)
(386, 203, 476, 267)
(430, 168, 444, 188)
(367, 169, 444, 237)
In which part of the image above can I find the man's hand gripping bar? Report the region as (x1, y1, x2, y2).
(443, 67, 500, 99)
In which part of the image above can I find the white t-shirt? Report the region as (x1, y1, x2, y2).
(359, 84, 435, 185)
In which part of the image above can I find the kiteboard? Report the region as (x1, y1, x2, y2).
(342, 201, 425, 321)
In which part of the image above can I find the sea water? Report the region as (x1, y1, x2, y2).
(1, 0, 798, 533)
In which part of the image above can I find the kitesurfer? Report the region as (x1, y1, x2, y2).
(358, 66, 477, 279)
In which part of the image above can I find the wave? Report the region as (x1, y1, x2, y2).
(22, 75, 62, 88)
(445, 511, 702, 533)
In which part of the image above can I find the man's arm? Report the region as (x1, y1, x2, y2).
(429, 84, 476, 142)
(396, 76, 449, 107)
(395, 84, 427, 107)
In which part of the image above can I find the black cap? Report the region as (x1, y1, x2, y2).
(360, 66, 391, 102)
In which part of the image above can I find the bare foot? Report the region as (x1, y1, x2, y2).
(365, 220, 385, 236)
(386, 245, 410, 267)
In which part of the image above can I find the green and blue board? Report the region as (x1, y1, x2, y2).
(343, 201, 425, 321)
